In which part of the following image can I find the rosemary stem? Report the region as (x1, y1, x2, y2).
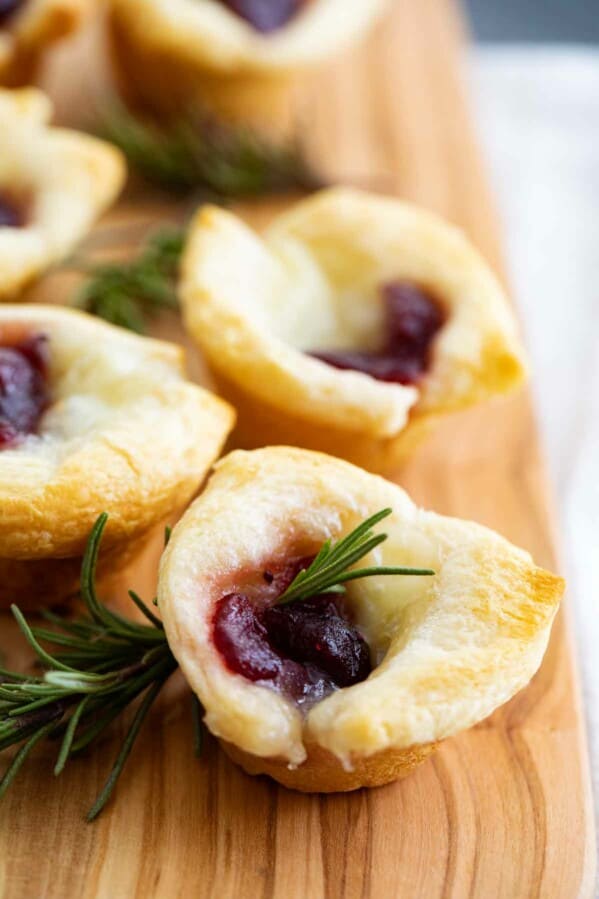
(54, 697, 90, 776)
(70, 655, 177, 754)
(128, 590, 164, 630)
(0, 513, 181, 820)
(277, 508, 436, 606)
(86, 678, 167, 822)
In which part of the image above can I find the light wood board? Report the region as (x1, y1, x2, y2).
(0, 1, 596, 897)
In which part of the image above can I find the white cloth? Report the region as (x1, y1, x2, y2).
(471, 46, 599, 818)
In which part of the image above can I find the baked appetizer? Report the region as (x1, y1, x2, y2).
(180, 188, 527, 473)
(108, 0, 390, 129)
(0, 0, 88, 87)
(0, 304, 235, 609)
(158, 446, 563, 792)
(0, 87, 125, 300)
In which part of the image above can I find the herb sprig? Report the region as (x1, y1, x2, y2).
(277, 508, 435, 605)
(100, 104, 320, 197)
(73, 229, 185, 333)
(0, 514, 178, 821)
(73, 100, 321, 332)
(0, 509, 434, 819)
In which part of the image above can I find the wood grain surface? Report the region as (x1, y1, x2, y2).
(0, 1, 596, 897)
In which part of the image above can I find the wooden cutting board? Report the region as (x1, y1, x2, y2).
(1, 1, 596, 897)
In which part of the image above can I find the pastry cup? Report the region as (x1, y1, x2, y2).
(158, 446, 563, 793)
(0, 304, 235, 609)
(0, 87, 125, 299)
(0, 0, 89, 87)
(108, 0, 390, 131)
(181, 188, 527, 474)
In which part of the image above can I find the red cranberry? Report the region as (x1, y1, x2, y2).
(213, 593, 340, 704)
(263, 595, 371, 688)
(384, 281, 445, 360)
(312, 282, 445, 386)
(0, 194, 25, 228)
(0, 334, 49, 449)
(220, 0, 304, 32)
(0, 0, 24, 26)
(213, 559, 372, 706)
(214, 593, 282, 681)
(311, 349, 425, 385)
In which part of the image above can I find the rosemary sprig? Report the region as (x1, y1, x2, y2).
(0, 514, 178, 821)
(74, 98, 321, 332)
(100, 104, 320, 196)
(277, 508, 435, 605)
(73, 229, 185, 333)
(0, 509, 433, 819)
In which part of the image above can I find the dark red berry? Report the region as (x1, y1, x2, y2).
(0, 194, 25, 228)
(214, 593, 282, 681)
(0, 334, 49, 449)
(384, 281, 445, 362)
(220, 0, 303, 33)
(312, 281, 445, 386)
(213, 559, 372, 706)
(311, 349, 424, 385)
(263, 595, 371, 688)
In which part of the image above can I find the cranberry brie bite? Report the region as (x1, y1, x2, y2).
(108, 0, 390, 130)
(0, 0, 89, 87)
(158, 447, 563, 792)
(181, 188, 527, 473)
(0, 88, 125, 300)
(0, 305, 234, 609)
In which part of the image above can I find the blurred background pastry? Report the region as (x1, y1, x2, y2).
(0, 0, 90, 87)
(107, 0, 391, 135)
(0, 86, 125, 299)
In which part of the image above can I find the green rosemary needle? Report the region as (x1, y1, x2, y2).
(99, 104, 321, 197)
(276, 508, 435, 605)
(0, 514, 178, 822)
(73, 229, 185, 333)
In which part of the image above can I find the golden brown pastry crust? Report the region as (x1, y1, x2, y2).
(158, 447, 563, 792)
(108, 0, 391, 127)
(0, 0, 89, 86)
(221, 739, 438, 793)
(0, 304, 235, 607)
(181, 188, 527, 473)
(209, 368, 438, 473)
(0, 88, 125, 300)
(0, 535, 145, 611)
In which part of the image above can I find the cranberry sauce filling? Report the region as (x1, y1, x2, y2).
(0, 0, 24, 26)
(312, 281, 446, 386)
(220, 0, 305, 33)
(213, 557, 372, 706)
(0, 334, 50, 448)
(0, 193, 27, 229)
